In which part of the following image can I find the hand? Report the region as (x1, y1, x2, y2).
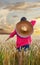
(5, 37, 10, 41)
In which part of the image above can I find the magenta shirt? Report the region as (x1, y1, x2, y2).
(9, 20, 36, 48)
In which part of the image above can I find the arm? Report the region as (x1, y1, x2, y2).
(30, 20, 36, 26)
(6, 30, 16, 41)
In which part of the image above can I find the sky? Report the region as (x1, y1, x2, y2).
(0, 0, 40, 3)
(0, 0, 40, 5)
(0, 1, 40, 25)
(0, 0, 40, 35)
(0, 0, 40, 23)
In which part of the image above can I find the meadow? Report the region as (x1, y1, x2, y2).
(0, 38, 40, 65)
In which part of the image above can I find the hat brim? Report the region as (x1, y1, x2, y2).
(16, 21, 33, 38)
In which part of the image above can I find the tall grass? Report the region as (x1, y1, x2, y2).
(0, 39, 40, 65)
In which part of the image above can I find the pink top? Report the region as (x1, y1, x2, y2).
(9, 20, 36, 48)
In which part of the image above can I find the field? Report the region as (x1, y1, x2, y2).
(0, 0, 40, 65)
(0, 38, 40, 65)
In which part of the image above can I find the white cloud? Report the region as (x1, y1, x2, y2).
(0, 9, 10, 28)
(4, 2, 40, 11)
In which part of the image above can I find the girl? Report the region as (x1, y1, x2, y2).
(6, 17, 36, 51)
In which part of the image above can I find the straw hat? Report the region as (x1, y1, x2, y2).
(16, 17, 33, 38)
